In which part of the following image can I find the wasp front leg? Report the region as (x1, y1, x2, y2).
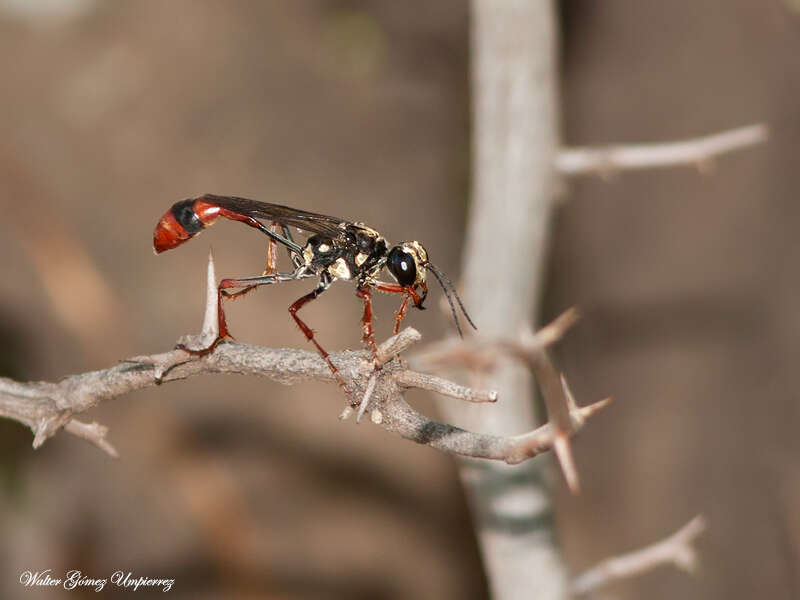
(372, 281, 426, 334)
(392, 293, 411, 335)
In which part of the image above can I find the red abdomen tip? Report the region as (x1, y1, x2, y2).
(153, 209, 189, 253)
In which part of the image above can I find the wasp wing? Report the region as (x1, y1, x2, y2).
(199, 194, 348, 238)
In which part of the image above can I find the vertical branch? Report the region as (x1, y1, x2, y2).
(438, 1, 565, 598)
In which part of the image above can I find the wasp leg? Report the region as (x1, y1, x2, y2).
(263, 223, 280, 275)
(372, 281, 426, 334)
(289, 275, 350, 393)
(373, 281, 424, 305)
(392, 292, 411, 335)
(356, 286, 379, 356)
(262, 222, 304, 275)
(178, 272, 299, 356)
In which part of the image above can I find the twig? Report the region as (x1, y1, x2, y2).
(557, 124, 767, 177)
(380, 394, 608, 463)
(571, 515, 708, 595)
(0, 255, 606, 467)
(412, 306, 580, 371)
(412, 307, 603, 492)
(64, 420, 119, 457)
(394, 370, 497, 403)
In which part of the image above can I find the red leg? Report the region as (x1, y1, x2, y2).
(374, 280, 428, 336)
(371, 281, 420, 334)
(393, 293, 411, 335)
(289, 281, 349, 392)
(263, 222, 280, 275)
(178, 273, 296, 355)
(356, 286, 379, 356)
(373, 282, 404, 294)
(220, 282, 260, 301)
(176, 280, 236, 355)
(372, 281, 427, 334)
(216, 277, 265, 336)
(373, 281, 424, 307)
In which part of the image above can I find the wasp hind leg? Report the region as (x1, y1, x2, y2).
(177, 272, 297, 356)
(263, 222, 304, 274)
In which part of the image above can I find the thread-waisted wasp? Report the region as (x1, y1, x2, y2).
(153, 194, 475, 392)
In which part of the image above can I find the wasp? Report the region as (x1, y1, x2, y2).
(153, 194, 475, 391)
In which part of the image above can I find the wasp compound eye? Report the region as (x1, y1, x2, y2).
(387, 246, 417, 287)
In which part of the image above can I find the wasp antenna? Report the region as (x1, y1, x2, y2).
(427, 263, 477, 337)
(427, 263, 477, 331)
(428, 266, 463, 337)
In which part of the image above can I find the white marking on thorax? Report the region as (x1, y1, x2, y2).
(302, 245, 314, 265)
(328, 257, 352, 280)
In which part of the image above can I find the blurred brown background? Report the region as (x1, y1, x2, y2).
(0, 1, 797, 599)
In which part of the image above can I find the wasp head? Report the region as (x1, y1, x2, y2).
(386, 242, 478, 338)
(386, 241, 428, 298)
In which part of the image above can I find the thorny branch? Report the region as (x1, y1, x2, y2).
(412, 307, 609, 493)
(0, 255, 609, 467)
(571, 515, 708, 595)
(557, 123, 767, 177)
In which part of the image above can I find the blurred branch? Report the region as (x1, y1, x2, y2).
(571, 515, 708, 596)
(457, 1, 567, 598)
(0, 256, 607, 466)
(557, 124, 767, 177)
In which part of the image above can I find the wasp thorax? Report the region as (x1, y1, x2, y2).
(387, 241, 427, 287)
(346, 225, 387, 270)
(303, 234, 338, 267)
